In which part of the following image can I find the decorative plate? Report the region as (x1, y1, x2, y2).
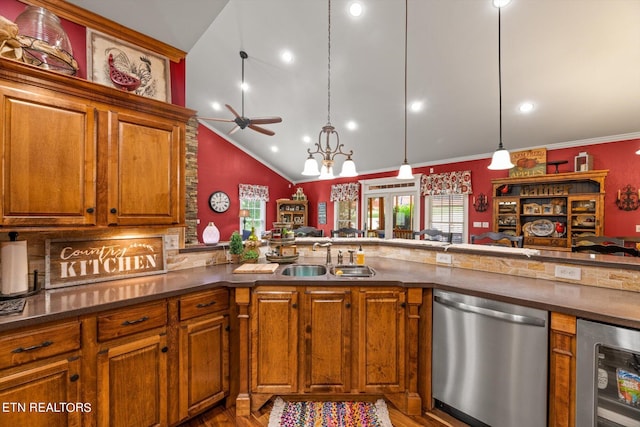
(530, 219, 554, 237)
(576, 215, 596, 227)
(522, 222, 533, 237)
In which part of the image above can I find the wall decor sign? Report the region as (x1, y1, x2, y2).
(45, 236, 167, 289)
(318, 202, 327, 225)
(87, 29, 171, 102)
(509, 148, 547, 177)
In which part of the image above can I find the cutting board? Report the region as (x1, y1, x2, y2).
(233, 263, 279, 274)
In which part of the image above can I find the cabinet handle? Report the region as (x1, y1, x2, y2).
(161, 346, 169, 353)
(110, 208, 117, 214)
(12, 340, 53, 353)
(70, 374, 80, 382)
(400, 302, 407, 308)
(196, 301, 217, 308)
(291, 303, 298, 309)
(86, 207, 94, 214)
(225, 325, 230, 332)
(345, 303, 351, 308)
(121, 316, 149, 326)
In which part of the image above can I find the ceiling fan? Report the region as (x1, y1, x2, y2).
(200, 51, 282, 136)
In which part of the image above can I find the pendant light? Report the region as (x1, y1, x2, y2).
(397, 0, 414, 180)
(302, 0, 358, 179)
(487, 3, 515, 170)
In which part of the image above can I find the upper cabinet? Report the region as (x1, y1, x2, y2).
(492, 170, 607, 250)
(0, 59, 193, 229)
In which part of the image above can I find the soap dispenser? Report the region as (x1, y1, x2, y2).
(356, 245, 365, 265)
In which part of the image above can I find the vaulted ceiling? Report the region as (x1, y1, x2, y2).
(67, 0, 640, 182)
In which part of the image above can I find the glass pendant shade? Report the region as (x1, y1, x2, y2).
(339, 158, 358, 177)
(397, 162, 414, 180)
(319, 164, 334, 180)
(488, 145, 515, 170)
(302, 157, 320, 176)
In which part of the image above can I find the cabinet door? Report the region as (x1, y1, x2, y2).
(107, 111, 182, 226)
(302, 288, 351, 392)
(357, 288, 406, 392)
(251, 288, 298, 394)
(0, 87, 97, 226)
(178, 315, 229, 419)
(0, 358, 81, 427)
(97, 334, 168, 427)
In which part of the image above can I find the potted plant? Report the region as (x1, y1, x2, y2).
(229, 231, 244, 264)
(242, 248, 260, 263)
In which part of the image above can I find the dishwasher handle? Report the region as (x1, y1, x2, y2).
(434, 295, 546, 327)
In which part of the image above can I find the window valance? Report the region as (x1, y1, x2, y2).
(421, 171, 472, 196)
(239, 184, 269, 201)
(330, 183, 359, 202)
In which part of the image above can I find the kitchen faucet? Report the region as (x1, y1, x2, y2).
(312, 242, 333, 265)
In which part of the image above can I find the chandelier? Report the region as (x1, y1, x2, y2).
(301, 0, 357, 179)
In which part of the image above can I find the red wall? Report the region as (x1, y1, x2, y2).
(196, 125, 293, 242)
(298, 138, 640, 239)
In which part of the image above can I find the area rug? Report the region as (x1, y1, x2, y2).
(268, 397, 393, 427)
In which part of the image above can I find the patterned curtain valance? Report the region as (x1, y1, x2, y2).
(330, 183, 360, 202)
(421, 171, 472, 196)
(239, 184, 269, 201)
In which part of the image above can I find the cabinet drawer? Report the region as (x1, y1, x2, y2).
(97, 301, 167, 341)
(179, 288, 229, 321)
(0, 321, 80, 369)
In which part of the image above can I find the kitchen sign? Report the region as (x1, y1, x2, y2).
(45, 236, 167, 289)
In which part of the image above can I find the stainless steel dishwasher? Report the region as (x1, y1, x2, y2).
(432, 289, 549, 427)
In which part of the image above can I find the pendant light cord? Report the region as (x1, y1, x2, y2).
(498, 7, 503, 150)
(403, 0, 408, 163)
(327, 0, 332, 125)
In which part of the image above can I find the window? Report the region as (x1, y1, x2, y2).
(426, 194, 467, 243)
(361, 175, 422, 238)
(239, 199, 265, 238)
(335, 200, 358, 229)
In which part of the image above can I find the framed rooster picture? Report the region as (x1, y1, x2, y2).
(87, 29, 171, 102)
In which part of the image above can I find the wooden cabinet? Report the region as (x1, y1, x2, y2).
(177, 289, 230, 420)
(302, 287, 352, 392)
(250, 287, 299, 395)
(0, 58, 192, 229)
(0, 320, 82, 427)
(549, 312, 577, 427)
(245, 285, 420, 414)
(357, 288, 406, 393)
(492, 170, 607, 250)
(0, 86, 97, 226)
(276, 199, 308, 229)
(95, 301, 168, 427)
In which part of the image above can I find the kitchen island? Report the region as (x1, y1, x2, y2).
(1, 240, 639, 427)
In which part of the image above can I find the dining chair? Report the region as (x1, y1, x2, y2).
(330, 227, 365, 237)
(572, 236, 637, 256)
(295, 226, 324, 237)
(413, 229, 453, 243)
(392, 229, 414, 239)
(470, 232, 524, 248)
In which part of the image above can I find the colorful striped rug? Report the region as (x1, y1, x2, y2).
(268, 397, 393, 427)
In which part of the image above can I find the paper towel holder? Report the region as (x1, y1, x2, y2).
(0, 232, 41, 300)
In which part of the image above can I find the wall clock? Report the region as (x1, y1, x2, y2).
(208, 191, 230, 213)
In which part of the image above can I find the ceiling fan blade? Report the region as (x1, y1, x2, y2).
(248, 124, 275, 136)
(228, 125, 240, 135)
(249, 116, 283, 125)
(199, 117, 235, 123)
(225, 104, 241, 118)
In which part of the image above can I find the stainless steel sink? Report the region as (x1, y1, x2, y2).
(329, 265, 375, 277)
(281, 264, 327, 276)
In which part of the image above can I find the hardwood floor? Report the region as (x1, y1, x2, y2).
(178, 400, 457, 427)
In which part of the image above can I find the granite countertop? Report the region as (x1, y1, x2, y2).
(1, 257, 640, 332)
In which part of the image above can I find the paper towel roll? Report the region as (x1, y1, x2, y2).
(1, 240, 29, 295)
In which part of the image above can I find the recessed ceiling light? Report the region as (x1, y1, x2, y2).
(211, 102, 222, 111)
(349, 2, 363, 17)
(271, 146, 279, 153)
(493, 0, 512, 7)
(346, 121, 358, 130)
(240, 82, 249, 91)
(303, 135, 312, 143)
(519, 102, 534, 113)
(280, 50, 294, 64)
(409, 101, 424, 112)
